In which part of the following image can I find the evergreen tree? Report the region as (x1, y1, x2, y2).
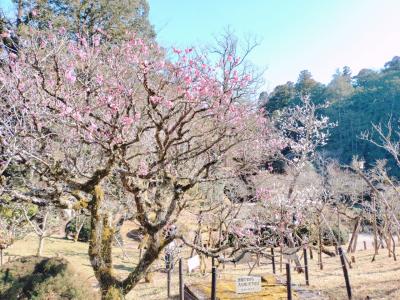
(12, 0, 155, 41)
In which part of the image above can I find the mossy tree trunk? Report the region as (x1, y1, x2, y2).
(88, 185, 169, 300)
(89, 185, 122, 299)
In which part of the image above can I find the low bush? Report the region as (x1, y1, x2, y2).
(322, 226, 349, 246)
(0, 256, 98, 299)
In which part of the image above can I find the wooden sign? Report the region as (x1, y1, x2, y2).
(236, 276, 261, 294)
(187, 255, 200, 272)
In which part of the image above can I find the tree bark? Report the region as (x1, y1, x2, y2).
(88, 185, 168, 299)
(74, 219, 85, 242)
(88, 184, 174, 299)
(318, 220, 323, 270)
(121, 234, 167, 294)
(347, 216, 360, 253)
(88, 185, 122, 299)
(37, 235, 45, 257)
(372, 196, 379, 261)
(391, 234, 397, 261)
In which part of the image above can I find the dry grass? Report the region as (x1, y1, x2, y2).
(289, 246, 400, 300)
(3, 224, 400, 300)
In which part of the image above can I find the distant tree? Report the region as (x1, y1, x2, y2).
(295, 70, 318, 97)
(22, 206, 59, 256)
(13, 0, 155, 41)
(294, 70, 327, 105)
(266, 57, 400, 177)
(342, 65, 352, 80)
(384, 56, 400, 71)
(353, 68, 379, 88)
(264, 81, 295, 113)
(258, 91, 268, 107)
(325, 67, 354, 102)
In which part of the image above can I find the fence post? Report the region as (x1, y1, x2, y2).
(211, 258, 217, 300)
(286, 263, 292, 300)
(309, 247, 313, 260)
(338, 247, 352, 300)
(363, 241, 367, 250)
(167, 268, 171, 298)
(303, 248, 309, 286)
(179, 258, 184, 300)
(271, 248, 276, 274)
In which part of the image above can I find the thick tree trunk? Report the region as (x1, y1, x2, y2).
(88, 185, 166, 299)
(89, 186, 122, 299)
(120, 234, 165, 294)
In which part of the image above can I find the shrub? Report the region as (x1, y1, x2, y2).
(65, 217, 123, 245)
(321, 226, 349, 246)
(65, 217, 91, 242)
(0, 256, 98, 299)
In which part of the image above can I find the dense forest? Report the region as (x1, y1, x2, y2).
(261, 57, 400, 174)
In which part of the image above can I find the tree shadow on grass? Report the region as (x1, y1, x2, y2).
(113, 264, 134, 272)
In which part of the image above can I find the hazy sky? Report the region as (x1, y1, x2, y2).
(2, 0, 400, 91)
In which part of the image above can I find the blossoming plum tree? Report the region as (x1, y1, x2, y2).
(0, 29, 273, 298)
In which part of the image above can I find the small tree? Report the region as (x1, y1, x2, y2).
(0, 203, 28, 265)
(343, 119, 400, 260)
(22, 206, 60, 256)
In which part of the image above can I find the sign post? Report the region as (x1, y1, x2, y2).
(211, 260, 217, 300)
(179, 258, 184, 300)
(286, 263, 292, 300)
(303, 248, 309, 286)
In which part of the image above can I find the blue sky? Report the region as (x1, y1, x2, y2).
(148, 0, 400, 90)
(2, 0, 400, 91)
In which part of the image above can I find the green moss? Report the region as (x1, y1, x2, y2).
(104, 286, 123, 300)
(94, 185, 105, 202)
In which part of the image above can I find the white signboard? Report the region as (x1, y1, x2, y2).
(187, 255, 200, 273)
(236, 276, 262, 294)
